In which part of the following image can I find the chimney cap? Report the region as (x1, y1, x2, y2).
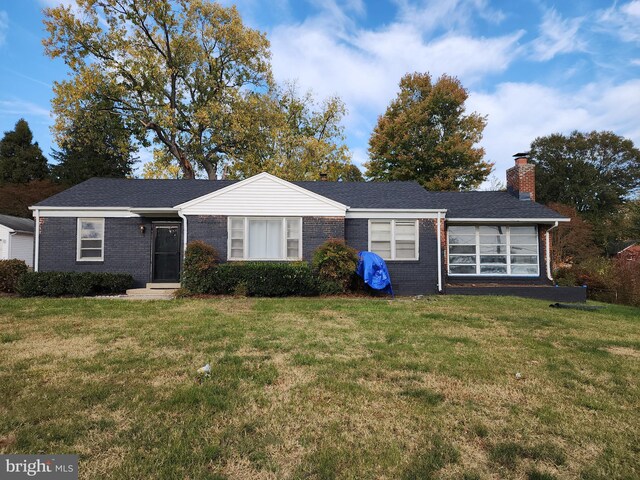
(512, 152, 530, 158)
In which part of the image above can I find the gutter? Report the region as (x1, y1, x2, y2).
(546, 221, 559, 281)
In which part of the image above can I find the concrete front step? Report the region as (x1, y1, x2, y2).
(146, 282, 181, 289)
(125, 287, 177, 299)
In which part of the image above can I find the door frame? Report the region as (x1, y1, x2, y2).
(150, 222, 182, 283)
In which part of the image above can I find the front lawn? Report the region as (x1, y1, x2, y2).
(0, 296, 638, 479)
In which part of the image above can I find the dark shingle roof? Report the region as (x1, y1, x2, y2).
(33, 178, 567, 220)
(0, 214, 35, 233)
(421, 191, 566, 219)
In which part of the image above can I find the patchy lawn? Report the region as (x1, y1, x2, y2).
(0, 296, 638, 479)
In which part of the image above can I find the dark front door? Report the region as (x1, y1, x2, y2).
(152, 224, 181, 282)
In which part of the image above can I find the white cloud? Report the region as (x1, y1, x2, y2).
(0, 11, 8, 47)
(597, 0, 640, 43)
(530, 9, 585, 61)
(467, 79, 640, 185)
(0, 99, 51, 118)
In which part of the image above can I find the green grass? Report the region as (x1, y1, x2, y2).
(0, 295, 639, 479)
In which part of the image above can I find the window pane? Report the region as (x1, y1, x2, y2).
(450, 265, 476, 274)
(479, 226, 506, 235)
(81, 220, 102, 239)
(510, 226, 537, 235)
(287, 239, 299, 258)
(396, 241, 415, 259)
(479, 234, 506, 245)
(511, 265, 538, 275)
(371, 241, 391, 259)
(80, 249, 102, 258)
(510, 245, 537, 255)
(286, 218, 300, 238)
(81, 239, 102, 249)
(248, 219, 283, 259)
(449, 226, 475, 235)
(480, 255, 507, 264)
(479, 245, 507, 254)
(449, 245, 475, 254)
(480, 265, 507, 274)
(395, 221, 415, 238)
(449, 255, 476, 264)
(511, 255, 538, 265)
(370, 221, 391, 242)
(449, 234, 476, 245)
(510, 235, 537, 245)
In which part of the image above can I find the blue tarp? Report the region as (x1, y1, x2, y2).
(356, 251, 394, 297)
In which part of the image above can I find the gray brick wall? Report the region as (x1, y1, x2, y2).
(302, 217, 344, 261)
(39, 217, 156, 287)
(345, 218, 440, 296)
(186, 216, 227, 259)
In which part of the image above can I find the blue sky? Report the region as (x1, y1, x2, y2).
(0, 0, 639, 186)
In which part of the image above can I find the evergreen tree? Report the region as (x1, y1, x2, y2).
(51, 100, 137, 185)
(0, 119, 49, 183)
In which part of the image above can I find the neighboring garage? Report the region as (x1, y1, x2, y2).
(0, 214, 35, 268)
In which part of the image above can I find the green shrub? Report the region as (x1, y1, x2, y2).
(16, 272, 133, 297)
(312, 239, 358, 292)
(0, 259, 29, 293)
(182, 261, 318, 297)
(181, 241, 220, 293)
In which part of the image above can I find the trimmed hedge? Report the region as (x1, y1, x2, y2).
(185, 261, 318, 297)
(0, 259, 29, 293)
(17, 272, 133, 297)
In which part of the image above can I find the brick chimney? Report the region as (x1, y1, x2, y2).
(506, 152, 535, 201)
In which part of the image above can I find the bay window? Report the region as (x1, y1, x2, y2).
(448, 225, 539, 275)
(228, 217, 302, 260)
(369, 219, 418, 260)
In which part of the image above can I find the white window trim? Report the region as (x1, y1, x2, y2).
(227, 217, 303, 261)
(367, 219, 419, 261)
(447, 225, 539, 276)
(76, 218, 104, 262)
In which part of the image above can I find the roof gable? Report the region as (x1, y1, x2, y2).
(176, 172, 348, 216)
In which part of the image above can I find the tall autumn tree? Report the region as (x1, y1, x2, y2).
(43, 0, 272, 179)
(227, 84, 361, 181)
(366, 72, 491, 190)
(51, 98, 138, 185)
(0, 119, 49, 183)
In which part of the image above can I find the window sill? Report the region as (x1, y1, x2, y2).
(447, 274, 540, 277)
(76, 260, 105, 264)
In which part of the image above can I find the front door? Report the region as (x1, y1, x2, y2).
(152, 224, 181, 282)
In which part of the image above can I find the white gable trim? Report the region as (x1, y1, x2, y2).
(174, 172, 348, 211)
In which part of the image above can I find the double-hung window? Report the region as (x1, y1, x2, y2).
(448, 225, 539, 275)
(369, 220, 418, 260)
(77, 218, 104, 261)
(228, 217, 302, 260)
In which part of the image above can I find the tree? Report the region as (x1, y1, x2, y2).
(142, 150, 183, 179)
(227, 84, 361, 181)
(546, 203, 600, 266)
(366, 72, 492, 190)
(0, 119, 49, 183)
(51, 98, 137, 185)
(44, 0, 272, 179)
(529, 131, 640, 215)
(0, 180, 66, 218)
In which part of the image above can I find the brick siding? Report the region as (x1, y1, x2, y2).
(345, 218, 440, 295)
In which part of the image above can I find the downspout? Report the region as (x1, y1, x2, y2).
(178, 210, 188, 259)
(546, 221, 559, 281)
(437, 212, 443, 293)
(34, 209, 40, 272)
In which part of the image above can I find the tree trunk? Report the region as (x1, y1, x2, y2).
(168, 143, 195, 179)
(201, 157, 218, 180)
